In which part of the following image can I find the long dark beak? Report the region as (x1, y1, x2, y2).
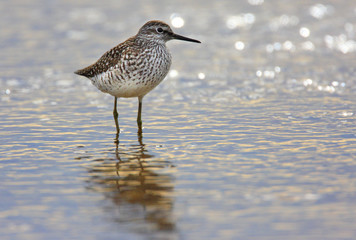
(172, 33, 201, 43)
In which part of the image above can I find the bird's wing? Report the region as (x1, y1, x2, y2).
(74, 37, 136, 78)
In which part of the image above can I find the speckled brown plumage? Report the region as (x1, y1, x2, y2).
(75, 37, 134, 78)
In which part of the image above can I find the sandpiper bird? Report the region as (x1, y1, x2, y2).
(75, 20, 200, 134)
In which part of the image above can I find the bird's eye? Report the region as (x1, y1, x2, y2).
(156, 27, 163, 33)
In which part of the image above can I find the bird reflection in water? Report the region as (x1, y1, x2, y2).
(85, 133, 176, 233)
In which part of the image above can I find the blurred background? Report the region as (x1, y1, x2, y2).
(1, 0, 356, 239)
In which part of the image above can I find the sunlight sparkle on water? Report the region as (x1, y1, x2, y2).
(301, 41, 315, 51)
(303, 78, 313, 86)
(324, 34, 356, 54)
(283, 41, 295, 51)
(256, 69, 276, 79)
(339, 112, 354, 117)
(234, 41, 245, 50)
(170, 14, 185, 28)
(169, 69, 179, 78)
(309, 4, 334, 19)
(299, 27, 310, 38)
(198, 72, 206, 80)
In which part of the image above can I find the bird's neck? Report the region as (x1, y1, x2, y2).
(134, 36, 166, 48)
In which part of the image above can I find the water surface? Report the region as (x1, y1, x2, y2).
(1, 0, 356, 239)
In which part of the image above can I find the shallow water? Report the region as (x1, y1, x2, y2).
(1, 0, 356, 239)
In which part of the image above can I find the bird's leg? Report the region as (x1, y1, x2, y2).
(137, 96, 143, 134)
(113, 97, 120, 137)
